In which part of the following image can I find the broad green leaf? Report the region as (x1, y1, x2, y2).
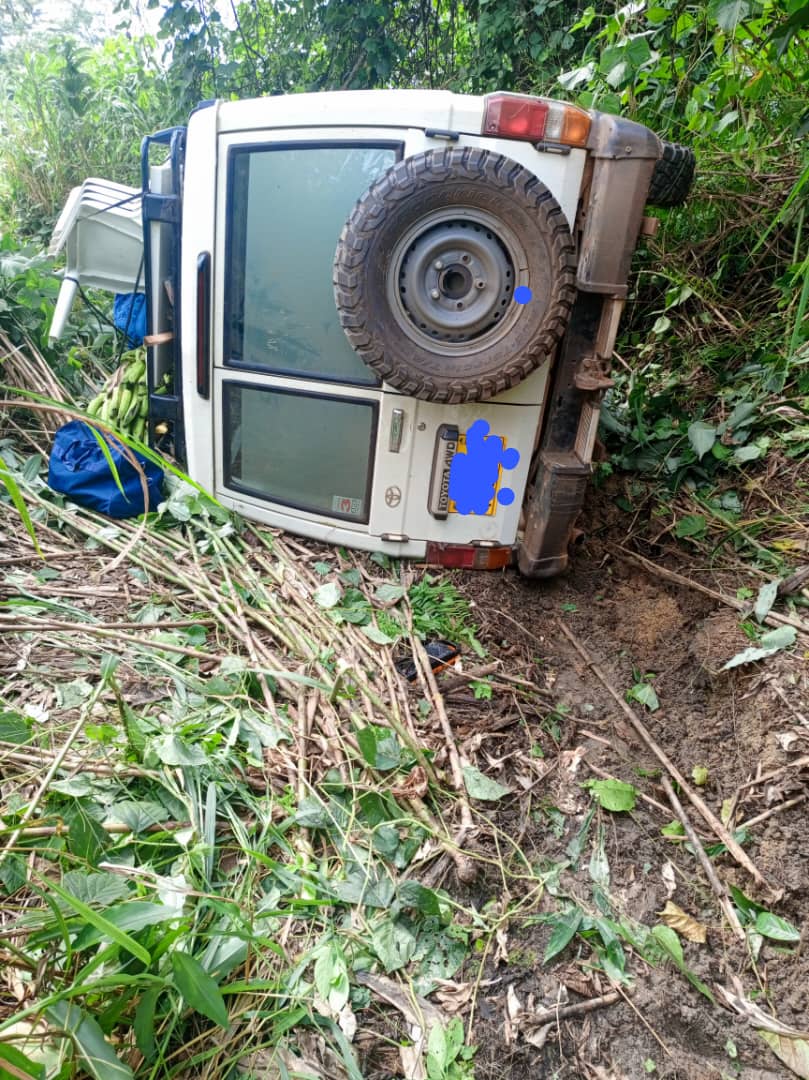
(45, 1001, 134, 1080)
(687, 421, 716, 460)
(60, 871, 130, 909)
(674, 514, 707, 539)
(294, 796, 334, 829)
(754, 579, 780, 623)
(754, 911, 800, 942)
(150, 734, 208, 766)
(356, 725, 401, 771)
(107, 800, 170, 834)
(0, 709, 33, 744)
(722, 625, 797, 670)
(759, 1030, 809, 1079)
(427, 1022, 447, 1074)
(650, 925, 715, 1003)
(462, 765, 511, 801)
(371, 918, 417, 972)
(628, 682, 659, 711)
(729, 883, 759, 919)
(171, 950, 229, 1028)
(651, 923, 684, 966)
(63, 803, 108, 865)
(398, 880, 441, 916)
(544, 907, 582, 964)
(587, 778, 637, 812)
(709, 0, 752, 32)
(360, 622, 397, 646)
(43, 878, 150, 964)
(734, 443, 764, 463)
(374, 583, 405, 604)
(314, 581, 342, 609)
(314, 941, 350, 1012)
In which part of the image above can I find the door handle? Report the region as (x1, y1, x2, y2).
(196, 251, 211, 398)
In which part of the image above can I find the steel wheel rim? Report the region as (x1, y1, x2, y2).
(388, 207, 528, 355)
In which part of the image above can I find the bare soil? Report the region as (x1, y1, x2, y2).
(427, 483, 809, 1079)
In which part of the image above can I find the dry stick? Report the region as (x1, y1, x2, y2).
(556, 619, 777, 897)
(660, 775, 747, 941)
(617, 546, 809, 638)
(532, 990, 621, 1025)
(613, 983, 673, 1059)
(0, 617, 226, 662)
(409, 631, 477, 884)
(739, 794, 808, 831)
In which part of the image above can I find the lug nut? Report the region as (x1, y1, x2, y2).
(433, 260, 444, 270)
(430, 289, 440, 300)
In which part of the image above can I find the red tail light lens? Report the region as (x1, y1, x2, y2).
(425, 542, 514, 570)
(483, 93, 591, 149)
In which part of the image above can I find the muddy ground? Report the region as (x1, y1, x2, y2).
(405, 483, 809, 1080)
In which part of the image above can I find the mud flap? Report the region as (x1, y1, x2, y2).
(517, 451, 591, 577)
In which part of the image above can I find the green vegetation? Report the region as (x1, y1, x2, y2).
(1, 1, 808, 1076)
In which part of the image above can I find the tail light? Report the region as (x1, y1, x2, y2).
(425, 542, 514, 570)
(483, 93, 591, 149)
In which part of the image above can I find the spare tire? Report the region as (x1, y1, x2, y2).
(333, 148, 576, 404)
(647, 141, 695, 208)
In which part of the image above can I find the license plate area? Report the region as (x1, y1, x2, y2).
(428, 423, 507, 519)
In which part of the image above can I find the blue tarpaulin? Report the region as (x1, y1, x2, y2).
(113, 293, 147, 347)
(48, 420, 163, 518)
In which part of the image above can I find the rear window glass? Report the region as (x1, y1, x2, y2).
(225, 143, 399, 384)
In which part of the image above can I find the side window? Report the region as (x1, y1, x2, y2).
(225, 143, 399, 384)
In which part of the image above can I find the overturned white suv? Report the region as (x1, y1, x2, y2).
(49, 89, 694, 575)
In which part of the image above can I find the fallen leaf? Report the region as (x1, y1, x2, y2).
(587, 778, 637, 812)
(494, 926, 509, 966)
(432, 979, 476, 1015)
(462, 765, 511, 801)
(722, 625, 797, 670)
(390, 765, 429, 799)
(658, 901, 707, 944)
(661, 861, 677, 898)
(759, 1030, 809, 1079)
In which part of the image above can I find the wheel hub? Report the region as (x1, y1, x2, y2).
(395, 215, 515, 344)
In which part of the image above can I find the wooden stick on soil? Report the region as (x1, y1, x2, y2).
(556, 619, 778, 898)
(409, 631, 477, 884)
(660, 775, 746, 942)
(531, 990, 621, 1024)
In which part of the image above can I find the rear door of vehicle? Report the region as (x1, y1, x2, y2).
(210, 125, 571, 555)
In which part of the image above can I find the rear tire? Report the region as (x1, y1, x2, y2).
(647, 141, 695, 207)
(334, 147, 576, 404)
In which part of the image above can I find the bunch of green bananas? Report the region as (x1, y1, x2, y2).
(85, 350, 169, 443)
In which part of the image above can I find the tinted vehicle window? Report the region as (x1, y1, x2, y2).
(226, 144, 398, 384)
(223, 382, 377, 522)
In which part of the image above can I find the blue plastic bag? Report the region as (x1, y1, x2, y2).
(48, 420, 164, 518)
(113, 293, 147, 347)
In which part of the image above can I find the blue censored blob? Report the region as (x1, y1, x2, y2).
(448, 419, 521, 515)
(514, 285, 533, 305)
